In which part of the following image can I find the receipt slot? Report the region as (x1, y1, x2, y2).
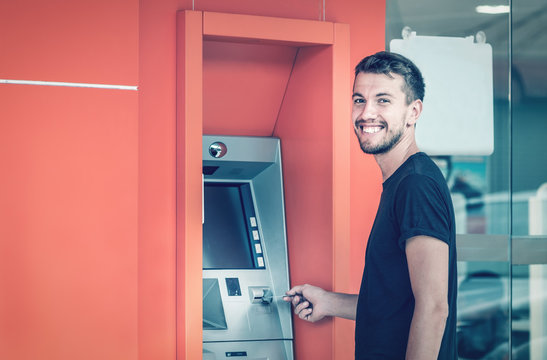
(202, 135, 294, 360)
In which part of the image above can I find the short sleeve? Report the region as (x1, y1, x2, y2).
(394, 174, 451, 250)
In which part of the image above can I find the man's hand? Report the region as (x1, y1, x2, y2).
(284, 284, 329, 323)
(284, 284, 358, 322)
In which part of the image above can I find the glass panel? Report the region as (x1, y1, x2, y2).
(386, 1, 511, 359)
(512, 1, 547, 359)
(512, 265, 531, 359)
(457, 262, 510, 359)
(386, 1, 511, 237)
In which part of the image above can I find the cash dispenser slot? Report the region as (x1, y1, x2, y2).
(203, 278, 227, 330)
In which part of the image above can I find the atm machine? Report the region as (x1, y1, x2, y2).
(202, 135, 294, 360)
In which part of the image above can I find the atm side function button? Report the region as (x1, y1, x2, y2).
(257, 257, 264, 267)
(252, 230, 260, 241)
(254, 243, 262, 254)
(249, 217, 257, 227)
(225, 277, 242, 296)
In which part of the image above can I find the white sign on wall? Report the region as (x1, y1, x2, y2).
(390, 33, 494, 156)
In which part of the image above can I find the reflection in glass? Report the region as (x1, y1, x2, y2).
(457, 268, 509, 359)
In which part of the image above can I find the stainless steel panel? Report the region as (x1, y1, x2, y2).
(203, 340, 293, 360)
(202, 135, 293, 359)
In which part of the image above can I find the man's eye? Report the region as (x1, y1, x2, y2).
(353, 98, 364, 104)
(378, 98, 390, 104)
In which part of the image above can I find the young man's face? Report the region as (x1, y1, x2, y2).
(352, 72, 417, 155)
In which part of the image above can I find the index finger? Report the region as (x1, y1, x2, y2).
(285, 284, 305, 297)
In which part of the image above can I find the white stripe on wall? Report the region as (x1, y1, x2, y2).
(0, 79, 138, 91)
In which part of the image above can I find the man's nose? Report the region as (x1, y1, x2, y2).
(357, 102, 377, 121)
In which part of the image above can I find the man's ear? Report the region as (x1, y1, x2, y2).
(407, 99, 423, 126)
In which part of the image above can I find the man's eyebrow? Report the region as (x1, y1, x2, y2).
(375, 92, 394, 98)
(352, 92, 395, 98)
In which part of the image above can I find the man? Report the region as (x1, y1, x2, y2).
(285, 51, 457, 359)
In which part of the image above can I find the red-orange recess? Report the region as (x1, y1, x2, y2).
(177, 10, 350, 360)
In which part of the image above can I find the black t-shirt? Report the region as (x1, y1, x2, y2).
(355, 152, 457, 359)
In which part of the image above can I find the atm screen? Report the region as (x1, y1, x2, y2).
(203, 182, 256, 269)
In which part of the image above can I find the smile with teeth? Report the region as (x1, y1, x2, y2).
(357, 123, 384, 134)
(362, 126, 382, 134)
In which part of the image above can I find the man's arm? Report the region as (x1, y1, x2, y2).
(284, 284, 358, 322)
(405, 235, 449, 360)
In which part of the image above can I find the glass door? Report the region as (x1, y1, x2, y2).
(511, 1, 547, 358)
(387, 1, 547, 358)
(386, 1, 513, 358)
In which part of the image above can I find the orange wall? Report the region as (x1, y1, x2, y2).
(138, 1, 183, 359)
(328, 0, 385, 294)
(273, 44, 340, 359)
(176, 11, 204, 360)
(0, 1, 139, 359)
(0, 87, 139, 359)
(0, 0, 138, 84)
(1, 0, 384, 359)
(203, 41, 298, 136)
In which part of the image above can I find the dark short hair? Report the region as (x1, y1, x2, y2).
(354, 51, 425, 104)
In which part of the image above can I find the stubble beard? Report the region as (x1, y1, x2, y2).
(356, 125, 404, 155)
